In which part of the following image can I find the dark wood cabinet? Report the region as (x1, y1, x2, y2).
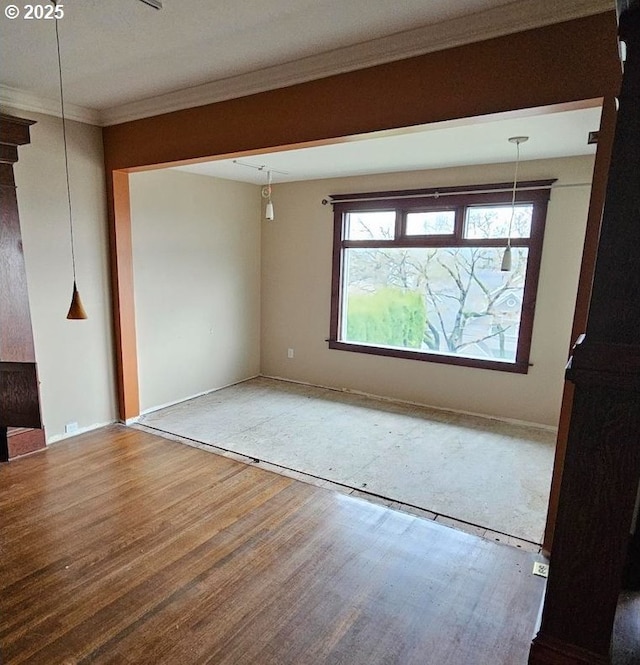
(0, 113, 45, 460)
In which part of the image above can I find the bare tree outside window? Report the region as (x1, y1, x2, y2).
(329, 183, 552, 372)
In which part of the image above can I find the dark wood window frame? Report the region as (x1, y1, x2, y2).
(328, 180, 555, 373)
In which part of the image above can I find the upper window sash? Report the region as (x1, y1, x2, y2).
(405, 208, 457, 237)
(333, 182, 554, 249)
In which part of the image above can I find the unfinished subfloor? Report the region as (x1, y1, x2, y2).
(140, 377, 556, 546)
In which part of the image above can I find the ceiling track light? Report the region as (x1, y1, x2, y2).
(501, 136, 528, 273)
(232, 159, 288, 177)
(232, 160, 288, 221)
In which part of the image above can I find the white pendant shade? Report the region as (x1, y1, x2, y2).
(500, 245, 512, 272)
(265, 200, 274, 220)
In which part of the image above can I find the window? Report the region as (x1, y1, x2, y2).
(329, 181, 554, 372)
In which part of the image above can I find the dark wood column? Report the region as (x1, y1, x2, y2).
(0, 113, 45, 460)
(529, 4, 640, 664)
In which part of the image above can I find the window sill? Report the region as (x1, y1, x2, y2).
(327, 340, 530, 374)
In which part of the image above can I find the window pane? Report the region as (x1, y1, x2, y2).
(406, 210, 455, 235)
(345, 211, 395, 240)
(465, 204, 533, 239)
(342, 246, 528, 362)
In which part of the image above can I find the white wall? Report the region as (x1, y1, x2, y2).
(8, 109, 117, 441)
(7, 118, 591, 437)
(130, 169, 261, 412)
(261, 156, 594, 427)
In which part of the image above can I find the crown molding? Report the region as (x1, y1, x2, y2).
(0, 0, 613, 128)
(99, 0, 613, 126)
(0, 85, 101, 126)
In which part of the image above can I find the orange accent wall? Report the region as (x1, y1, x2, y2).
(103, 13, 621, 171)
(108, 170, 139, 421)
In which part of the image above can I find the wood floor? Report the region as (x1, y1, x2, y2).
(140, 376, 555, 544)
(1, 425, 547, 664)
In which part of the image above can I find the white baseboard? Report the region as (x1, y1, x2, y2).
(259, 373, 558, 433)
(139, 375, 261, 417)
(47, 420, 117, 445)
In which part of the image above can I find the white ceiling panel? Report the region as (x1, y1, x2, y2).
(174, 106, 602, 184)
(0, 0, 613, 125)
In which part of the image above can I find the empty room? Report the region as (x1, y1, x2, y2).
(1, 1, 638, 664)
(129, 105, 599, 549)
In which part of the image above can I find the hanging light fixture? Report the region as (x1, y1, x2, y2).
(232, 160, 287, 221)
(501, 136, 528, 272)
(263, 170, 274, 221)
(53, 4, 87, 319)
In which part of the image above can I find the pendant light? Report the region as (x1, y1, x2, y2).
(501, 136, 528, 272)
(263, 170, 274, 221)
(232, 160, 286, 221)
(54, 5, 87, 319)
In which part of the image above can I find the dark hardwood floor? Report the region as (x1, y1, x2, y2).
(0, 425, 548, 664)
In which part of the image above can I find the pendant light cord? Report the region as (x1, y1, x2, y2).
(506, 141, 521, 250)
(54, 11, 77, 283)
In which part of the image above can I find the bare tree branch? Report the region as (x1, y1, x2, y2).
(456, 325, 513, 351)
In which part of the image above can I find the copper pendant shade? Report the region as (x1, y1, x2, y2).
(67, 281, 88, 320)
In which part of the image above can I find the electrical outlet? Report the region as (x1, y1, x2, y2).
(65, 421, 79, 435)
(287, 348, 294, 359)
(532, 562, 549, 578)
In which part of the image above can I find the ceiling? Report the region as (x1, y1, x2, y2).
(174, 106, 602, 184)
(0, 0, 613, 126)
